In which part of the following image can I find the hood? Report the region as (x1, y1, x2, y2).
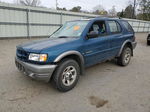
(17, 37, 78, 52)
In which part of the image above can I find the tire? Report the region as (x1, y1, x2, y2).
(117, 46, 132, 66)
(52, 59, 80, 92)
(147, 40, 150, 45)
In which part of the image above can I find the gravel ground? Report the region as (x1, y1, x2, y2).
(0, 33, 150, 112)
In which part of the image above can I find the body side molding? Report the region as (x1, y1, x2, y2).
(54, 51, 84, 63)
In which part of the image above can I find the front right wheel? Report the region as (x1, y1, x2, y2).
(117, 46, 132, 66)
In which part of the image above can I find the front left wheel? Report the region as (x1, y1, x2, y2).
(52, 59, 80, 92)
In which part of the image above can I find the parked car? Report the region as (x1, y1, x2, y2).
(147, 33, 150, 45)
(15, 17, 137, 92)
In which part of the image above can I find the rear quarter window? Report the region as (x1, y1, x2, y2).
(108, 21, 122, 34)
(121, 21, 134, 32)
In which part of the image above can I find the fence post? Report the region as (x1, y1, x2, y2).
(148, 23, 150, 32)
(143, 22, 145, 33)
(26, 8, 30, 39)
(60, 12, 63, 25)
(137, 21, 140, 33)
(144, 22, 146, 32)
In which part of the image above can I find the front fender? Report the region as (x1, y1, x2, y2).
(54, 51, 85, 75)
(54, 51, 84, 63)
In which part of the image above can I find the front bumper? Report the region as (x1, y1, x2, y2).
(132, 41, 137, 49)
(15, 58, 57, 82)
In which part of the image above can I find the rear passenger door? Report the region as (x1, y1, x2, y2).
(106, 20, 124, 58)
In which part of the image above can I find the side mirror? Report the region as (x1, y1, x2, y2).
(87, 31, 99, 39)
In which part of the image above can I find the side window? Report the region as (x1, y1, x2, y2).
(122, 21, 134, 32)
(88, 21, 107, 39)
(108, 21, 121, 34)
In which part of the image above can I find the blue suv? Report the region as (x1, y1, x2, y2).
(15, 17, 137, 92)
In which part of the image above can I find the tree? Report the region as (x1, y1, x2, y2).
(118, 4, 136, 19)
(17, 0, 41, 7)
(127, 0, 138, 19)
(117, 10, 125, 18)
(138, 0, 150, 20)
(108, 6, 117, 17)
(120, 10, 125, 17)
(124, 5, 134, 18)
(70, 6, 82, 12)
(93, 5, 108, 15)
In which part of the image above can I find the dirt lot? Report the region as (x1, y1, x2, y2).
(0, 33, 150, 112)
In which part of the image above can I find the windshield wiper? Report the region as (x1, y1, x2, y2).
(58, 36, 69, 38)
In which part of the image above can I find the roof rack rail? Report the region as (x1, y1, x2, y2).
(95, 16, 107, 18)
(84, 16, 122, 20)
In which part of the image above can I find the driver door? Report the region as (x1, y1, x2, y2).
(83, 21, 110, 67)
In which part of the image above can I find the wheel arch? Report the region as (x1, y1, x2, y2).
(54, 51, 85, 75)
(117, 40, 133, 57)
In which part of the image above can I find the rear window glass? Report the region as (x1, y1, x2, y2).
(108, 21, 121, 33)
(122, 21, 134, 32)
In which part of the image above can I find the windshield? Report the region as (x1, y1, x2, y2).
(50, 20, 89, 38)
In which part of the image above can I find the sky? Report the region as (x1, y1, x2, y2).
(0, 0, 131, 12)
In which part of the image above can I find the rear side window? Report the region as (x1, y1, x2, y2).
(122, 21, 134, 32)
(108, 21, 121, 34)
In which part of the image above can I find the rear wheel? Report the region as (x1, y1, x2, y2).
(117, 47, 132, 66)
(52, 59, 80, 92)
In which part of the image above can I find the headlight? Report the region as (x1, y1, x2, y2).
(28, 53, 47, 62)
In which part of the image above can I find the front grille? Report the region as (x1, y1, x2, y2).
(16, 49, 29, 61)
(15, 60, 25, 72)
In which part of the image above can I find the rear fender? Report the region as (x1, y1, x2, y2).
(117, 40, 133, 57)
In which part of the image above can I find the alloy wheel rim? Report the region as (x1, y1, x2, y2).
(62, 66, 77, 86)
(124, 49, 131, 64)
